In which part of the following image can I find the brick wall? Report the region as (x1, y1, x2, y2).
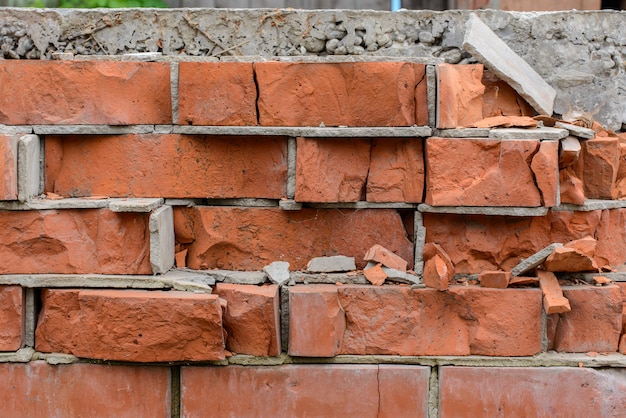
(1, 31, 626, 417)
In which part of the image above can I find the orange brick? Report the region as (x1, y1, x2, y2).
(215, 284, 281, 357)
(175, 207, 413, 271)
(181, 364, 429, 417)
(439, 367, 626, 417)
(436, 63, 485, 128)
(178, 62, 257, 126)
(288, 285, 345, 357)
(0, 362, 170, 417)
(45, 135, 287, 199)
(35, 289, 225, 362)
(0, 286, 23, 351)
(256, 62, 426, 127)
(337, 285, 541, 356)
(530, 140, 560, 207)
(478, 271, 511, 289)
(0, 209, 151, 275)
(0, 135, 18, 200)
(577, 137, 620, 199)
(0, 61, 171, 125)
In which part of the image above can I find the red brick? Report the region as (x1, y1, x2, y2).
(613, 140, 626, 198)
(0, 135, 18, 200)
(423, 254, 451, 291)
(482, 70, 534, 117)
(0, 362, 170, 418)
(182, 364, 429, 417)
(175, 207, 413, 271)
(0, 286, 23, 351)
(256, 62, 426, 127)
(437, 63, 485, 128)
(551, 285, 622, 352)
(439, 367, 626, 417)
(45, 134, 287, 199)
(215, 283, 281, 357)
(479, 271, 511, 288)
(288, 285, 345, 357)
(425, 138, 542, 207)
(560, 166, 586, 205)
(0, 61, 171, 125)
(35, 289, 225, 362)
(423, 209, 626, 274)
(0, 209, 151, 275)
(366, 138, 425, 203)
(363, 263, 388, 285)
(364, 244, 408, 271)
(337, 285, 541, 356)
(295, 137, 370, 202)
(577, 137, 620, 199)
(178, 62, 257, 125)
(530, 140, 560, 207)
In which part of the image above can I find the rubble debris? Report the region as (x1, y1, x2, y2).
(363, 244, 408, 272)
(593, 276, 612, 286)
(537, 270, 572, 314)
(555, 121, 595, 139)
(543, 237, 599, 273)
(263, 261, 291, 285)
(363, 262, 387, 286)
(463, 14, 556, 116)
(479, 271, 511, 288)
(511, 243, 563, 276)
(306, 256, 356, 273)
(508, 276, 540, 287)
(469, 115, 537, 129)
(422, 243, 455, 291)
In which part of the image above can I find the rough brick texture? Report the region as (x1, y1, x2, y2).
(424, 209, 626, 274)
(178, 62, 257, 126)
(0, 209, 151, 275)
(215, 283, 281, 357)
(578, 137, 620, 199)
(35, 289, 225, 362)
(0, 135, 18, 200)
(45, 135, 287, 199)
(182, 365, 429, 417)
(439, 367, 626, 417)
(0, 286, 22, 351)
(437, 63, 485, 128)
(0, 61, 171, 125)
(256, 61, 427, 127)
(175, 207, 413, 270)
(425, 138, 543, 207)
(0, 362, 170, 418)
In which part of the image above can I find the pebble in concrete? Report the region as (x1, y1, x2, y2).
(306, 256, 356, 273)
(511, 243, 563, 276)
(263, 261, 291, 285)
(555, 122, 595, 139)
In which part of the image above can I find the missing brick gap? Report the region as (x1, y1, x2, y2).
(252, 63, 261, 126)
(170, 366, 181, 418)
(362, 140, 373, 201)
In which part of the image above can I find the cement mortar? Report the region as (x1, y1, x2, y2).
(0, 8, 624, 129)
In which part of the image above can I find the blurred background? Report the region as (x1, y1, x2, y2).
(0, 0, 622, 11)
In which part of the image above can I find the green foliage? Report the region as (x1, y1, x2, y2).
(58, 0, 167, 7)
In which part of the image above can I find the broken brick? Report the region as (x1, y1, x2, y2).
(364, 244, 408, 272)
(537, 270, 571, 314)
(479, 271, 511, 289)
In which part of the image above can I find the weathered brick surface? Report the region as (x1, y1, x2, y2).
(215, 283, 281, 357)
(437, 63, 485, 128)
(295, 137, 370, 202)
(45, 134, 287, 199)
(35, 289, 225, 362)
(0, 135, 18, 200)
(0, 362, 170, 418)
(550, 285, 622, 352)
(181, 365, 429, 417)
(337, 285, 541, 356)
(578, 137, 620, 199)
(178, 62, 257, 125)
(288, 285, 345, 357)
(0, 286, 22, 351)
(175, 207, 414, 270)
(425, 138, 542, 207)
(366, 138, 424, 203)
(482, 70, 534, 118)
(0, 61, 171, 125)
(424, 209, 626, 274)
(0, 209, 151, 275)
(439, 367, 626, 417)
(256, 62, 427, 127)
(530, 140, 560, 207)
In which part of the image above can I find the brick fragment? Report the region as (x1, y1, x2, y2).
(612, 139, 626, 199)
(288, 285, 345, 357)
(364, 244, 408, 271)
(422, 243, 454, 291)
(530, 139, 559, 207)
(0, 209, 151, 275)
(35, 289, 225, 362)
(543, 247, 598, 273)
(256, 62, 426, 127)
(363, 263, 387, 286)
(578, 137, 620, 199)
(178, 62, 257, 126)
(425, 138, 541, 207)
(176, 207, 413, 271)
(45, 135, 287, 199)
(215, 284, 281, 357)
(0, 286, 23, 351)
(436, 63, 485, 128)
(0, 362, 170, 417)
(537, 270, 571, 314)
(0, 61, 171, 125)
(559, 167, 586, 205)
(559, 136, 581, 168)
(479, 271, 510, 288)
(0, 135, 18, 200)
(439, 367, 626, 417)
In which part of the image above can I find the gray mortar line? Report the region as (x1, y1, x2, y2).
(287, 137, 297, 200)
(170, 62, 179, 125)
(427, 366, 439, 418)
(23, 288, 36, 348)
(170, 366, 181, 418)
(426, 65, 437, 129)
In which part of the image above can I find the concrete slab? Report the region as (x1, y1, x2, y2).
(32, 125, 154, 135)
(279, 200, 303, 211)
(149, 205, 175, 274)
(109, 198, 163, 212)
(209, 270, 267, 285)
(173, 125, 432, 138)
(489, 127, 568, 140)
(418, 204, 549, 217)
(306, 256, 356, 273)
(434, 128, 490, 138)
(263, 261, 291, 285)
(555, 121, 595, 139)
(552, 199, 626, 212)
(463, 14, 556, 116)
(0, 274, 170, 289)
(17, 135, 40, 202)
